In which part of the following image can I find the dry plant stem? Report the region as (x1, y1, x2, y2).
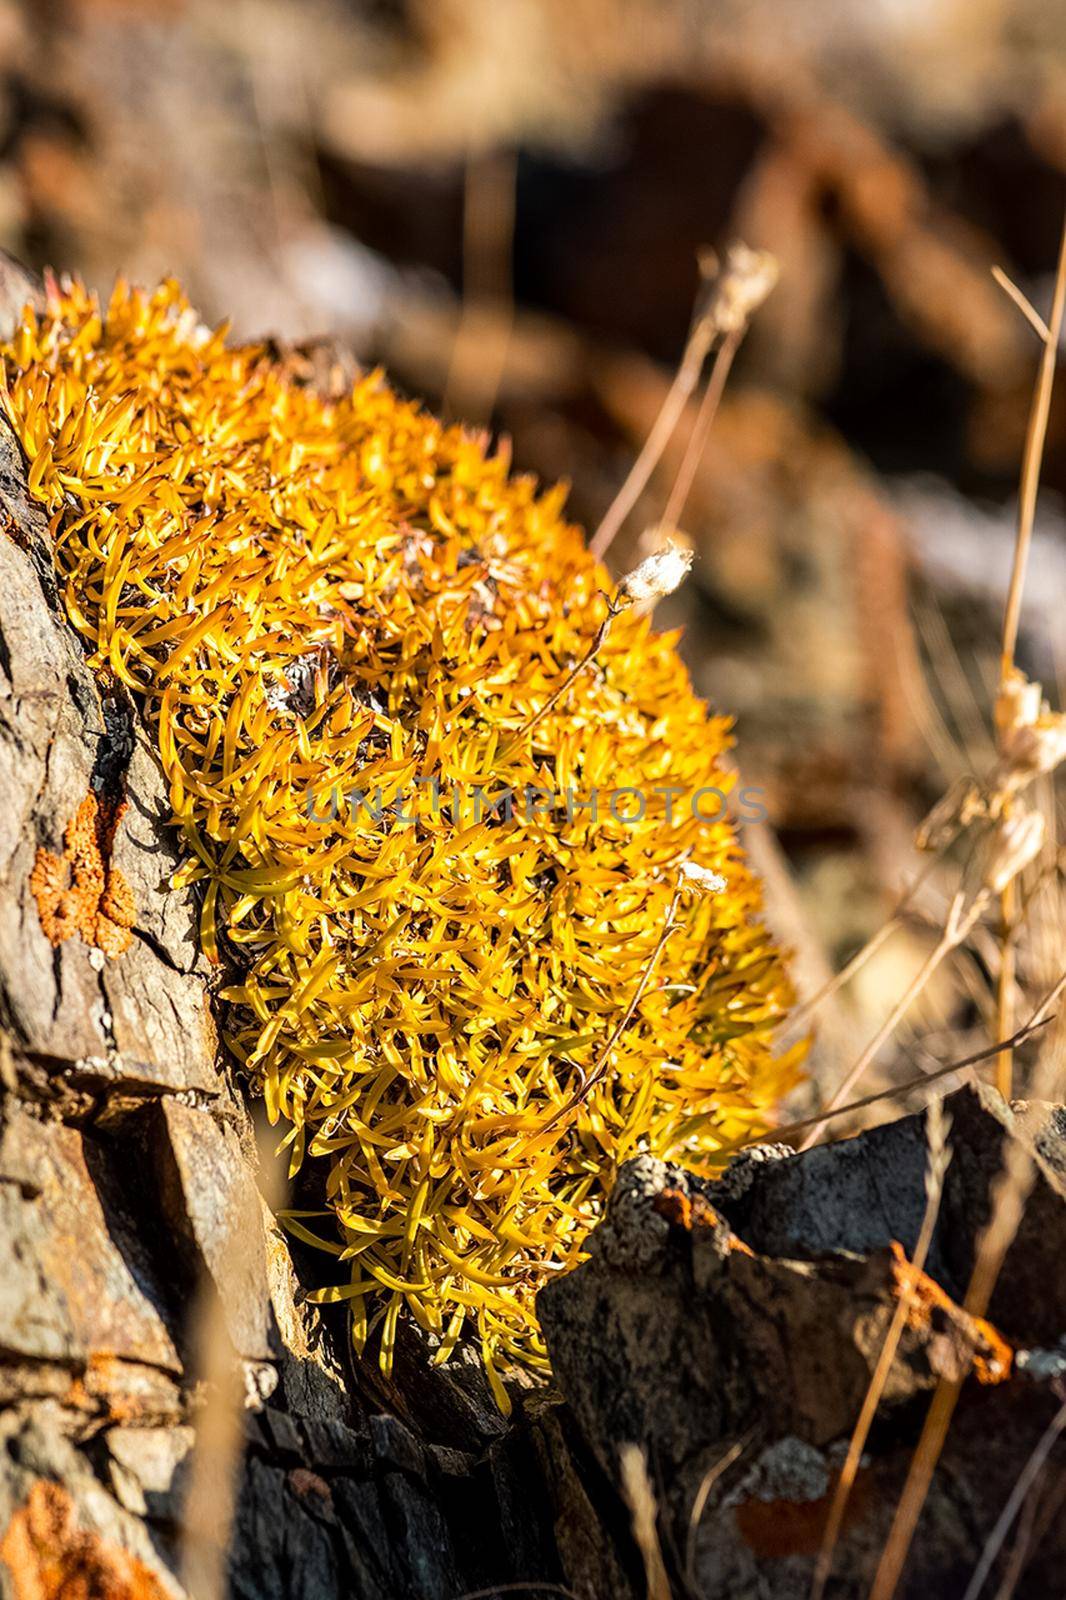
(542, 884, 683, 1136)
(457, 1587, 580, 1600)
(620, 1445, 672, 1600)
(994, 217, 1066, 1097)
(658, 328, 741, 533)
(961, 1398, 1066, 1600)
(810, 1106, 951, 1600)
(590, 321, 717, 560)
(179, 1286, 245, 1600)
(995, 1492, 1042, 1600)
(780, 851, 945, 1040)
(798, 892, 986, 1152)
(996, 891, 1017, 1098)
(718, 1009, 1055, 1158)
(869, 1161, 1033, 1600)
(444, 147, 516, 424)
(997, 223, 1066, 672)
(685, 1431, 755, 1588)
(991, 265, 1051, 344)
(180, 1113, 289, 1599)
(869, 970, 1066, 1600)
(511, 596, 623, 745)
(994, 1476, 1066, 1600)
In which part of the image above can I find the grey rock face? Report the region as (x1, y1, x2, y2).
(539, 1088, 1066, 1598)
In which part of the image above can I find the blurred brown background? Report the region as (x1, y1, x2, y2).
(5, 0, 1066, 1099)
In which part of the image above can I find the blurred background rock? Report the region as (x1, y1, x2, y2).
(4, 0, 1065, 1106)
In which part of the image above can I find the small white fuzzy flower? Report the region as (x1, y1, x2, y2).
(1005, 717, 1066, 781)
(995, 668, 1043, 739)
(678, 861, 727, 895)
(697, 242, 780, 335)
(992, 669, 1066, 787)
(982, 808, 1046, 895)
(619, 541, 693, 607)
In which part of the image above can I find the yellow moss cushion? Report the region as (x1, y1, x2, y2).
(1, 278, 796, 1403)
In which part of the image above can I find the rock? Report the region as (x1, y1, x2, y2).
(0, 1111, 180, 1375)
(152, 1100, 276, 1364)
(105, 1427, 195, 1521)
(539, 1087, 1066, 1597)
(714, 1083, 1066, 1345)
(0, 425, 217, 1098)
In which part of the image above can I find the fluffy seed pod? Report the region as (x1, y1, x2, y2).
(696, 242, 780, 335)
(618, 540, 693, 607)
(982, 807, 1046, 895)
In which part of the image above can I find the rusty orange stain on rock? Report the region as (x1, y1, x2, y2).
(0, 1481, 169, 1600)
(287, 1467, 332, 1506)
(653, 1186, 754, 1253)
(734, 1468, 873, 1558)
(887, 1240, 1013, 1384)
(30, 792, 134, 958)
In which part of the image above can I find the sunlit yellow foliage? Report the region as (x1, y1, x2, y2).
(1, 278, 797, 1404)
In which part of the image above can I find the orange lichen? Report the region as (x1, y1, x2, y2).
(1, 277, 797, 1396)
(287, 1468, 332, 1507)
(0, 1481, 169, 1600)
(888, 1241, 1013, 1384)
(653, 1185, 755, 1252)
(30, 792, 134, 958)
(734, 1469, 873, 1558)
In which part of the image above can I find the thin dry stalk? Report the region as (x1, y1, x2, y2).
(180, 1125, 288, 1600)
(685, 1430, 755, 1587)
(896, 609, 971, 782)
(994, 220, 1066, 1096)
(779, 850, 945, 1041)
(800, 788, 1052, 1152)
(720, 1008, 1055, 1158)
(620, 1444, 672, 1600)
(456, 1586, 581, 1600)
(996, 893, 1018, 1097)
(961, 1395, 1066, 1600)
(508, 540, 691, 751)
(914, 594, 995, 766)
(590, 318, 716, 560)
(991, 265, 1051, 344)
(798, 887, 987, 1151)
(868, 970, 1066, 1600)
(996, 231, 1066, 672)
(994, 1474, 1066, 1600)
(658, 329, 741, 535)
(591, 243, 776, 560)
(179, 1285, 245, 1600)
(513, 593, 625, 744)
(542, 880, 685, 1135)
(444, 147, 516, 424)
(809, 1102, 953, 1600)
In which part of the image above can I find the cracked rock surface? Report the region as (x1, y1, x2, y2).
(539, 1086, 1066, 1598)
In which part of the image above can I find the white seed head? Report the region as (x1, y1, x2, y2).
(619, 541, 693, 607)
(983, 807, 1046, 895)
(1000, 713, 1066, 782)
(678, 861, 727, 895)
(995, 668, 1044, 740)
(697, 242, 779, 335)
(636, 522, 691, 561)
(989, 669, 1066, 790)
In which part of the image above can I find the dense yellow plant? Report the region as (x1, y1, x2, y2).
(1, 278, 796, 1404)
